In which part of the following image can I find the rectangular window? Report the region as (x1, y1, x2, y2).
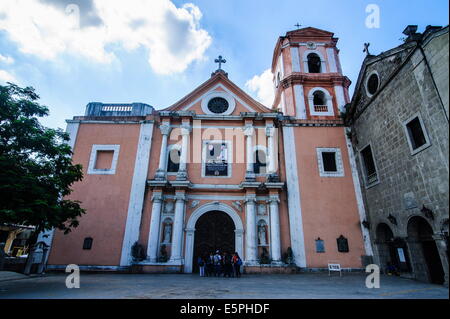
(322, 152, 337, 172)
(403, 114, 431, 154)
(87, 144, 120, 175)
(406, 117, 426, 149)
(316, 148, 344, 177)
(360, 144, 378, 185)
(202, 141, 231, 178)
(83, 237, 93, 250)
(94, 150, 114, 170)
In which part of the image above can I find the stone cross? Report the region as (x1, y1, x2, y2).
(363, 43, 370, 56)
(214, 55, 226, 70)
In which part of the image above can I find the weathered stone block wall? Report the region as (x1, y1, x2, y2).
(423, 29, 449, 119)
(353, 51, 449, 234)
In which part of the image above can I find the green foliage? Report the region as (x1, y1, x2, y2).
(0, 83, 85, 237)
(282, 247, 294, 265)
(131, 242, 146, 261)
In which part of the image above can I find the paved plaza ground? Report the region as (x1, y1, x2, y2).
(0, 272, 448, 299)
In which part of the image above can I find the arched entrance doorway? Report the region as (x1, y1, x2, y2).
(375, 223, 411, 273)
(407, 216, 445, 284)
(184, 202, 244, 273)
(193, 211, 235, 273)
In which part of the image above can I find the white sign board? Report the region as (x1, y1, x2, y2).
(397, 248, 406, 263)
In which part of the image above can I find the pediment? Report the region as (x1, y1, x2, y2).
(287, 27, 335, 38)
(163, 71, 272, 115)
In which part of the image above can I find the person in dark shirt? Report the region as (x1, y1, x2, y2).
(223, 252, 233, 277)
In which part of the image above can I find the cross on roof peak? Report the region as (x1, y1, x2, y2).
(214, 55, 226, 70)
(294, 23, 302, 29)
(363, 43, 370, 55)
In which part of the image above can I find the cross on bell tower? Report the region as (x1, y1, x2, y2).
(214, 55, 226, 70)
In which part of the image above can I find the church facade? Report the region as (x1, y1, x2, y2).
(45, 27, 373, 273)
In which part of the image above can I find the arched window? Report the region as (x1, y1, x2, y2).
(313, 91, 327, 112)
(307, 53, 321, 73)
(253, 149, 267, 174)
(167, 148, 180, 173)
(308, 88, 334, 116)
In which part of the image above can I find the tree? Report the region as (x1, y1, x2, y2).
(0, 83, 85, 244)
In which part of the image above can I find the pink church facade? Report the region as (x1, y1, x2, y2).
(46, 27, 373, 273)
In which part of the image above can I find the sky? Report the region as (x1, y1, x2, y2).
(0, 0, 448, 130)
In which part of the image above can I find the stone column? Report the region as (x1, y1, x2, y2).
(245, 194, 257, 263)
(170, 192, 186, 263)
(433, 235, 449, 287)
(155, 123, 171, 180)
(146, 193, 163, 262)
(268, 194, 281, 262)
(176, 124, 191, 181)
(266, 125, 276, 174)
(244, 125, 255, 181)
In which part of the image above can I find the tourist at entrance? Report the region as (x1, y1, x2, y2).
(223, 252, 233, 277)
(232, 252, 242, 278)
(213, 250, 222, 277)
(206, 252, 214, 277)
(198, 256, 205, 277)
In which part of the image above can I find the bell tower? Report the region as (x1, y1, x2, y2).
(271, 27, 351, 119)
(272, 27, 372, 268)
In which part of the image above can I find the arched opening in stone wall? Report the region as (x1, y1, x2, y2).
(375, 223, 412, 273)
(407, 216, 445, 284)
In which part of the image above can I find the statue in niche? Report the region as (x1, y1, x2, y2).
(258, 223, 267, 246)
(162, 221, 172, 244)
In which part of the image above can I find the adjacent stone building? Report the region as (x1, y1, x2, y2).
(345, 25, 449, 285)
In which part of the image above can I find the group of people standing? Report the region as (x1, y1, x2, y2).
(197, 251, 243, 278)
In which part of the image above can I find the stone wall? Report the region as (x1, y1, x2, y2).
(349, 28, 449, 285)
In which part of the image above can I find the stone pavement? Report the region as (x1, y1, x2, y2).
(0, 272, 448, 299)
(0, 271, 29, 283)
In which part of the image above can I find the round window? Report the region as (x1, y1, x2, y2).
(207, 97, 229, 114)
(367, 73, 379, 95)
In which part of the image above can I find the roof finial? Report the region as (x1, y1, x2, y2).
(294, 22, 302, 30)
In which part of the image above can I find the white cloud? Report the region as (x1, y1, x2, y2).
(245, 68, 275, 107)
(0, 69, 18, 83)
(0, 0, 212, 75)
(0, 54, 14, 64)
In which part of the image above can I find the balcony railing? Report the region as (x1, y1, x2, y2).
(367, 172, 378, 184)
(314, 104, 328, 112)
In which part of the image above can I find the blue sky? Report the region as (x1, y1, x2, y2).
(0, 0, 448, 130)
